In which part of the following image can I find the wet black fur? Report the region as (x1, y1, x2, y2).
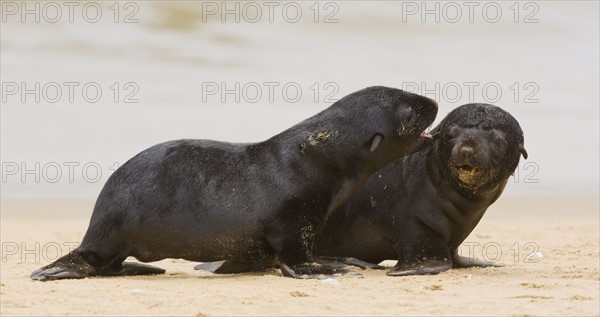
(315, 103, 527, 275)
(31, 86, 438, 280)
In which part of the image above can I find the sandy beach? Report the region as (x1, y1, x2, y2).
(1, 197, 598, 316)
(1, 1, 598, 316)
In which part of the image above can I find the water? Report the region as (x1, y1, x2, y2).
(1, 1, 598, 198)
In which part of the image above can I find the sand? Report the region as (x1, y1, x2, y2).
(1, 197, 599, 316)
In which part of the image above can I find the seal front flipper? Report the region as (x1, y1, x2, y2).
(268, 223, 354, 278)
(279, 262, 351, 279)
(388, 237, 453, 276)
(387, 260, 452, 276)
(315, 256, 385, 270)
(452, 254, 502, 268)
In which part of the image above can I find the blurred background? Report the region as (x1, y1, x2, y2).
(1, 1, 598, 199)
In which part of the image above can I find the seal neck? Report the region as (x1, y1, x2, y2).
(263, 120, 374, 180)
(424, 144, 508, 250)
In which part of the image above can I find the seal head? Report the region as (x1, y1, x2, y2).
(435, 103, 528, 194)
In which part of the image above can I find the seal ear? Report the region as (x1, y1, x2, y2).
(428, 126, 441, 143)
(518, 144, 528, 159)
(370, 133, 384, 152)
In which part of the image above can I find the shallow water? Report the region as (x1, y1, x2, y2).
(1, 1, 598, 198)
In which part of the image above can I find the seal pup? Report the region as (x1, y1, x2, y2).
(31, 86, 438, 281)
(315, 103, 528, 276)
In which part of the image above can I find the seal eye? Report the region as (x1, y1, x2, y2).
(445, 125, 459, 140)
(489, 130, 508, 151)
(492, 138, 507, 149)
(406, 112, 414, 124)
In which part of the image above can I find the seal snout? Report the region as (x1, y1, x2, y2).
(450, 142, 485, 185)
(460, 145, 474, 159)
(401, 97, 438, 139)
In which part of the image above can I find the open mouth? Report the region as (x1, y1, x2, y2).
(456, 164, 476, 174)
(455, 164, 478, 183)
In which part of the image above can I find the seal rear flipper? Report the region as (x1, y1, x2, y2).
(387, 260, 452, 276)
(31, 251, 96, 281)
(101, 262, 166, 276)
(31, 266, 91, 281)
(194, 260, 276, 274)
(194, 261, 227, 273)
(452, 255, 502, 268)
(315, 256, 385, 270)
(194, 261, 251, 274)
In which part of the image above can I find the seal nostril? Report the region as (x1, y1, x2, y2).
(460, 146, 474, 159)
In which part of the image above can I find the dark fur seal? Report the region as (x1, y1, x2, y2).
(315, 103, 528, 276)
(31, 86, 438, 281)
